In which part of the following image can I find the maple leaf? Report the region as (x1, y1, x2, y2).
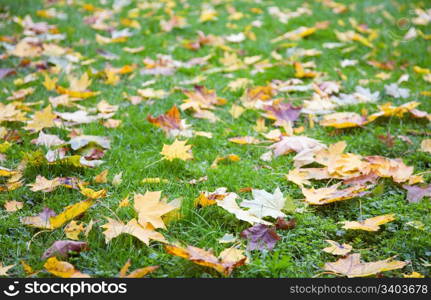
(68, 73, 92, 92)
(94, 169, 108, 183)
(133, 191, 175, 229)
(275, 217, 296, 230)
(263, 102, 301, 127)
(49, 200, 95, 229)
(420, 139, 431, 153)
(301, 183, 371, 205)
(0, 103, 27, 123)
(402, 184, 431, 203)
(270, 136, 326, 161)
(322, 240, 352, 256)
(180, 85, 226, 122)
(341, 214, 395, 232)
(119, 260, 159, 278)
(4, 200, 23, 212)
(216, 193, 271, 225)
(69, 135, 111, 151)
(31, 131, 65, 148)
(365, 156, 413, 183)
(24, 105, 57, 132)
(324, 254, 407, 278)
(160, 139, 193, 161)
(64, 221, 86, 240)
(44, 257, 90, 278)
(240, 224, 280, 251)
(240, 187, 286, 219)
(165, 244, 246, 276)
(320, 112, 368, 128)
(78, 185, 107, 199)
(194, 187, 229, 207)
(101, 218, 166, 245)
(147, 105, 192, 138)
(0, 263, 15, 276)
(384, 83, 410, 98)
(28, 175, 61, 192)
(286, 167, 330, 186)
(228, 136, 261, 145)
(21, 207, 57, 229)
(42, 240, 88, 259)
(210, 154, 240, 168)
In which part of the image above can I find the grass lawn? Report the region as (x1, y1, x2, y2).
(0, 0, 430, 278)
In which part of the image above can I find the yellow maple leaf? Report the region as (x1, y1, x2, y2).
(403, 272, 424, 278)
(78, 184, 107, 199)
(133, 191, 176, 229)
(64, 221, 85, 240)
(101, 218, 166, 245)
(93, 170, 108, 183)
(341, 214, 395, 232)
(49, 199, 95, 229)
(322, 240, 353, 256)
(24, 105, 56, 132)
(44, 257, 90, 278)
(160, 139, 193, 161)
(118, 260, 159, 278)
(165, 244, 246, 276)
(42, 74, 58, 91)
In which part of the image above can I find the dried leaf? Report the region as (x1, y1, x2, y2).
(342, 214, 395, 232)
(240, 224, 280, 251)
(324, 254, 407, 277)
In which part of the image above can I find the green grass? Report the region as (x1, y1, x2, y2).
(0, 0, 430, 278)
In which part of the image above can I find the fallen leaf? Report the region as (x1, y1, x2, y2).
(4, 200, 23, 212)
(93, 170, 108, 183)
(118, 260, 159, 278)
(24, 105, 57, 132)
(216, 193, 271, 225)
(28, 175, 61, 192)
(49, 199, 95, 229)
(402, 184, 431, 203)
(240, 187, 286, 219)
(165, 244, 246, 276)
(275, 217, 296, 230)
(42, 240, 88, 259)
(160, 139, 193, 161)
(101, 218, 166, 245)
(324, 254, 407, 277)
(420, 139, 431, 153)
(44, 257, 90, 278)
(64, 221, 85, 240)
(133, 191, 176, 229)
(240, 224, 280, 251)
(0, 263, 15, 276)
(341, 214, 395, 232)
(323, 240, 353, 256)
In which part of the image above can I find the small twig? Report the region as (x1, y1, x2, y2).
(144, 158, 163, 169)
(27, 230, 51, 251)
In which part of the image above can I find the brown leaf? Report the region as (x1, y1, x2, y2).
(42, 240, 88, 260)
(275, 217, 296, 230)
(324, 254, 407, 277)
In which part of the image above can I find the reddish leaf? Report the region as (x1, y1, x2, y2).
(263, 102, 301, 126)
(42, 240, 88, 259)
(402, 184, 431, 203)
(275, 217, 296, 230)
(240, 224, 280, 251)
